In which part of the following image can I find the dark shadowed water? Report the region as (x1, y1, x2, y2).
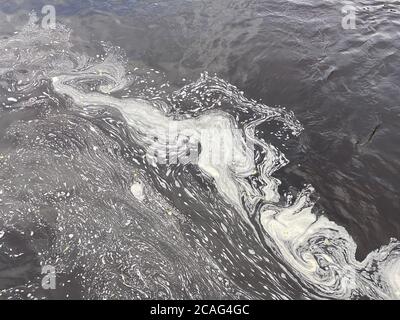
(0, 0, 399, 299)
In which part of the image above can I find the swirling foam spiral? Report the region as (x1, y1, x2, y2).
(0, 16, 399, 299)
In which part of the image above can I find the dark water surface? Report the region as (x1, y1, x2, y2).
(0, 0, 399, 299)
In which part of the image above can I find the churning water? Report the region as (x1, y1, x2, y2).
(0, 0, 399, 299)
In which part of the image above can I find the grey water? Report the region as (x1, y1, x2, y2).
(0, 0, 399, 300)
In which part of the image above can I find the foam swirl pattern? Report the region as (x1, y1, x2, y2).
(0, 18, 399, 300)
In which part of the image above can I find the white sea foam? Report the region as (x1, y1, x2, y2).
(1, 19, 399, 300)
(51, 54, 400, 299)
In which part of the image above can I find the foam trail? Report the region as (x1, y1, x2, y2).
(0, 19, 399, 299)
(51, 57, 400, 299)
(52, 74, 256, 217)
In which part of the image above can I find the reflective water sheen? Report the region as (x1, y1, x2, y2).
(0, 0, 399, 300)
